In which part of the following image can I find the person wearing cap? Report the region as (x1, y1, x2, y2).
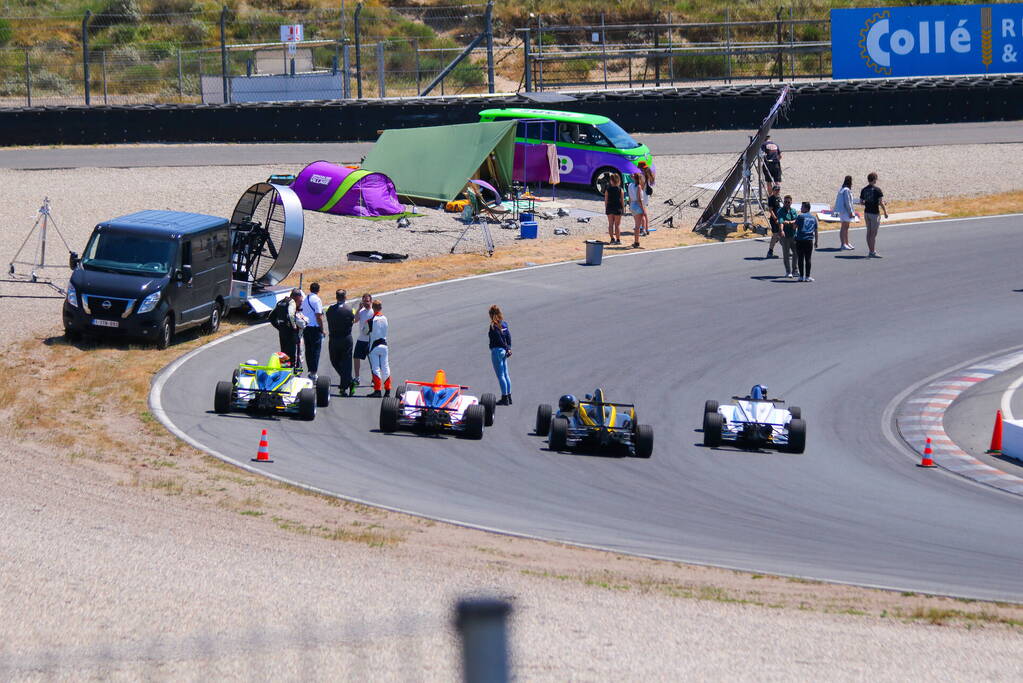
(761, 135, 782, 186)
(366, 299, 391, 398)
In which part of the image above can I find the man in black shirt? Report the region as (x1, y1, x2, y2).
(859, 172, 889, 258)
(765, 184, 782, 258)
(325, 289, 356, 395)
(761, 135, 783, 185)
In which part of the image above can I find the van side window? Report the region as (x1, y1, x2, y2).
(584, 125, 611, 147)
(181, 240, 192, 268)
(213, 230, 230, 259)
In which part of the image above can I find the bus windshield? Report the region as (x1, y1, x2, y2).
(596, 121, 639, 149)
(82, 231, 177, 275)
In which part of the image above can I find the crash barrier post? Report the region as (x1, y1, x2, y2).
(987, 410, 1003, 454)
(81, 11, 91, 107)
(584, 239, 604, 266)
(455, 599, 511, 683)
(918, 437, 936, 468)
(999, 418, 1023, 464)
(220, 6, 229, 105)
(252, 428, 273, 463)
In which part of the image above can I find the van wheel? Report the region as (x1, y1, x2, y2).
(156, 316, 173, 350)
(203, 301, 222, 335)
(592, 167, 623, 195)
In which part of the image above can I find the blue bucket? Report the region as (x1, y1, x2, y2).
(519, 221, 538, 239)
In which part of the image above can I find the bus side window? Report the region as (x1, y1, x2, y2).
(516, 121, 528, 138)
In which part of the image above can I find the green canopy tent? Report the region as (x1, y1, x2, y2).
(361, 121, 517, 205)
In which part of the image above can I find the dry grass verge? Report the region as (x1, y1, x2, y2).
(4, 189, 1023, 629)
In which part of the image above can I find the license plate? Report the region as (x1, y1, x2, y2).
(91, 319, 119, 328)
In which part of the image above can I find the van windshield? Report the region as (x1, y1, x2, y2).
(596, 121, 639, 149)
(82, 231, 176, 275)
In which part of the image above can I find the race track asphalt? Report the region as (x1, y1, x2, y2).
(3, 120, 1022, 169)
(156, 215, 1023, 601)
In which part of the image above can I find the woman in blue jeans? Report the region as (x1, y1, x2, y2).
(488, 305, 513, 405)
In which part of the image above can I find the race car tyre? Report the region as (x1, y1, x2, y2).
(634, 424, 654, 459)
(316, 374, 331, 407)
(396, 382, 407, 400)
(592, 167, 623, 195)
(549, 416, 569, 451)
(703, 412, 723, 447)
(789, 406, 802, 419)
(463, 404, 485, 440)
(787, 418, 806, 453)
(380, 397, 401, 432)
(213, 380, 233, 414)
(535, 403, 553, 436)
(202, 301, 222, 335)
(297, 388, 316, 421)
(231, 368, 240, 385)
(155, 316, 173, 350)
(480, 393, 497, 427)
(704, 399, 719, 414)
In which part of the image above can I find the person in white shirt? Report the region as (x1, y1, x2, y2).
(352, 292, 374, 392)
(366, 299, 391, 398)
(299, 281, 326, 380)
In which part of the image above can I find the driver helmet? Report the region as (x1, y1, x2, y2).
(270, 352, 290, 369)
(558, 394, 578, 413)
(750, 384, 768, 400)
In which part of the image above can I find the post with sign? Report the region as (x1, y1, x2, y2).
(280, 23, 303, 75)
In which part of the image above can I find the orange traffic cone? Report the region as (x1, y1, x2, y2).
(987, 410, 1003, 454)
(918, 437, 936, 468)
(252, 428, 273, 463)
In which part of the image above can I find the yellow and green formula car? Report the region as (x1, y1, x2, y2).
(213, 353, 330, 420)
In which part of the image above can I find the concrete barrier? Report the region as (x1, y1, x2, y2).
(1001, 418, 1023, 463)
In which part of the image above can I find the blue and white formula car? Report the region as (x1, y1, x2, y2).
(214, 353, 330, 421)
(702, 384, 805, 453)
(379, 370, 496, 439)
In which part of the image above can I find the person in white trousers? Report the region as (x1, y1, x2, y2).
(367, 300, 391, 398)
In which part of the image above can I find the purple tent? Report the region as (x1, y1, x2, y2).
(290, 160, 404, 217)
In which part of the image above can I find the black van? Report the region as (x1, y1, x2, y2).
(63, 210, 232, 348)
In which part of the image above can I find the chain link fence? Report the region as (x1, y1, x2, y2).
(0, 5, 831, 108)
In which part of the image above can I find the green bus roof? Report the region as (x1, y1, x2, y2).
(478, 108, 610, 126)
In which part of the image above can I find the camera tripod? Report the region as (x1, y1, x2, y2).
(4, 197, 72, 296)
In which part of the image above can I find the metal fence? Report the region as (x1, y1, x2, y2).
(0, 6, 832, 108)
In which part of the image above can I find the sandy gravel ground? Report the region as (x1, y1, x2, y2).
(3, 450, 1023, 680)
(3, 142, 1023, 348)
(3, 144, 1023, 678)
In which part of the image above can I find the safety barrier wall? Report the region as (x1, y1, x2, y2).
(1, 75, 1021, 146)
(1002, 419, 1023, 464)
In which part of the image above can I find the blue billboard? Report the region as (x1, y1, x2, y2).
(831, 4, 1023, 79)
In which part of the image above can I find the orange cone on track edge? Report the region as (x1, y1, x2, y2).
(252, 428, 273, 463)
(987, 410, 1003, 454)
(918, 437, 936, 468)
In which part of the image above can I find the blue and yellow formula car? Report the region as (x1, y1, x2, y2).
(534, 388, 653, 458)
(213, 353, 330, 420)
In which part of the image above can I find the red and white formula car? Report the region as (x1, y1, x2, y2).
(379, 370, 496, 439)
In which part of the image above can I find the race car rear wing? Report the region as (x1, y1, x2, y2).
(731, 396, 786, 404)
(405, 380, 471, 390)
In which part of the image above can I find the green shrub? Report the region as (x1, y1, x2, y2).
(107, 24, 139, 45)
(559, 57, 596, 80)
(118, 63, 162, 92)
(670, 53, 727, 79)
(146, 41, 176, 61)
(93, 0, 143, 29)
(0, 18, 12, 47)
(450, 59, 484, 87)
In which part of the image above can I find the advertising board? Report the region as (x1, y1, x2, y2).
(831, 4, 1023, 79)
